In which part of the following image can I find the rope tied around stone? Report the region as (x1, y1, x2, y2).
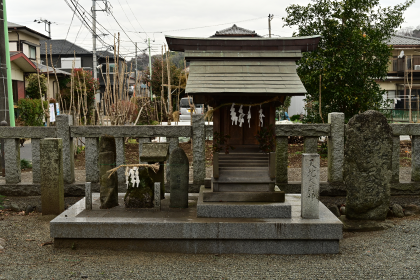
(203, 96, 280, 121)
(106, 163, 160, 179)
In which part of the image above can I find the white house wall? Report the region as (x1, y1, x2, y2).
(11, 61, 24, 81)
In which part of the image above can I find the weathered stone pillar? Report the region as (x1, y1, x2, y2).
(304, 137, 318, 154)
(154, 182, 161, 210)
(391, 136, 400, 183)
(166, 137, 180, 188)
(85, 182, 92, 210)
(31, 139, 41, 184)
(40, 138, 64, 215)
(56, 115, 74, 184)
(169, 147, 189, 208)
(301, 153, 320, 219)
(345, 111, 392, 220)
(115, 137, 125, 185)
(192, 115, 205, 186)
(412, 136, 420, 182)
(328, 112, 345, 183)
(138, 138, 150, 164)
(5, 138, 20, 184)
(99, 136, 118, 209)
(85, 137, 99, 183)
(276, 137, 288, 184)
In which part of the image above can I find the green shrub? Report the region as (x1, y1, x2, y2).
(255, 124, 276, 153)
(26, 73, 47, 99)
(290, 114, 302, 122)
(20, 159, 32, 170)
(18, 98, 48, 126)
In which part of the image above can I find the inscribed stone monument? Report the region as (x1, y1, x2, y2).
(99, 135, 119, 209)
(344, 110, 392, 220)
(169, 147, 189, 208)
(301, 153, 320, 219)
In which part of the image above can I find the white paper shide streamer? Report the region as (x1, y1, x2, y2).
(259, 105, 265, 127)
(230, 103, 238, 125)
(238, 105, 245, 127)
(247, 106, 252, 128)
(125, 167, 141, 188)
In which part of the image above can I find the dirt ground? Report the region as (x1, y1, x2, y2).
(70, 139, 412, 171)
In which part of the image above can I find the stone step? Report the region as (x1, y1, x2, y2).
(202, 191, 285, 202)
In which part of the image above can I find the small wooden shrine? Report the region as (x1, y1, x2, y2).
(166, 26, 320, 203)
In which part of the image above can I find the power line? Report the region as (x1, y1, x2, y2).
(124, 0, 148, 38)
(116, 0, 145, 42)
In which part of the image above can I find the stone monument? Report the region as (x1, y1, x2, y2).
(344, 110, 392, 220)
(169, 147, 189, 208)
(140, 143, 169, 199)
(124, 167, 155, 208)
(99, 135, 119, 209)
(40, 138, 64, 215)
(301, 153, 320, 219)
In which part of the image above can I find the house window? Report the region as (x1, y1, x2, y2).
(61, 57, 82, 69)
(9, 42, 18, 51)
(102, 63, 116, 74)
(29, 46, 36, 59)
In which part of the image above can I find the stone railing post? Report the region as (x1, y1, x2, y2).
(391, 136, 400, 183)
(304, 137, 318, 154)
(412, 136, 420, 182)
(276, 137, 288, 184)
(192, 115, 205, 186)
(115, 137, 125, 185)
(166, 137, 180, 187)
(328, 113, 345, 183)
(40, 138, 64, 215)
(85, 137, 99, 183)
(31, 139, 41, 184)
(56, 115, 74, 184)
(4, 138, 20, 184)
(138, 138, 151, 164)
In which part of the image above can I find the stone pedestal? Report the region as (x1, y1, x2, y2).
(301, 153, 320, 219)
(40, 138, 64, 215)
(140, 143, 169, 199)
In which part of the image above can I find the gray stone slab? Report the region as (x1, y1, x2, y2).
(57, 115, 75, 184)
(70, 125, 192, 138)
(304, 137, 318, 153)
(5, 138, 20, 184)
(412, 136, 420, 182)
(138, 138, 151, 164)
(54, 238, 340, 254)
(192, 115, 206, 185)
(154, 182, 161, 209)
(328, 112, 344, 183)
(115, 137, 125, 185)
(202, 190, 285, 202)
(140, 143, 169, 162)
(391, 123, 420, 136)
(391, 136, 400, 183)
(31, 139, 41, 184)
(85, 138, 99, 183)
(85, 182, 92, 210)
(198, 187, 291, 218)
(275, 124, 330, 137)
(40, 138, 64, 215)
(301, 154, 320, 219)
(276, 137, 288, 184)
(0, 127, 56, 138)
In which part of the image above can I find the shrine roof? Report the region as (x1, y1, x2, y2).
(165, 35, 321, 52)
(211, 24, 261, 37)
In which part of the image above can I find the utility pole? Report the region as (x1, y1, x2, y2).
(0, 0, 9, 125)
(34, 18, 52, 38)
(2, 0, 14, 126)
(148, 38, 153, 100)
(268, 14, 274, 38)
(135, 42, 137, 91)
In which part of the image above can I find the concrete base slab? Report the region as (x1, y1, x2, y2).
(198, 187, 290, 218)
(50, 192, 343, 254)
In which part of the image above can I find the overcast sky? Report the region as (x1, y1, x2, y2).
(8, 0, 420, 59)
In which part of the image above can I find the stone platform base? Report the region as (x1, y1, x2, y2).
(197, 187, 291, 218)
(50, 193, 343, 254)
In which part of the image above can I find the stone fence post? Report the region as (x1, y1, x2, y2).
(328, 113, 345, 183)
(412, 136, 420, 182)
(304, 137, 318, 154)
(115, 137, 125, 185)
(192, 115, 205, 187)
(276, 137, 288, 184)
(31, 139, 41, 184)
(56, 115, 75, 184)
(85, 137, 99, 183)
(391, 136, 400, 183)
(4, 138, 20, 184)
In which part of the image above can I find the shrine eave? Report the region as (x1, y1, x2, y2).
(165, 35, 321, 52)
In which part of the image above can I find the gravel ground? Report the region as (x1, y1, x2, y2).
(0, 211, 419, 279)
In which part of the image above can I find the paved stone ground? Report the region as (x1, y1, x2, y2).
(0, 210, 419, 279)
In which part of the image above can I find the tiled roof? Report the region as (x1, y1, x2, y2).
(10, 51, 21, 58)
(8, 22, 23, 28)
(40, 39, 91, 55)
(34, 62, 71, 75)
(211, 24, 261, 37)
(387, 35, 420, 46)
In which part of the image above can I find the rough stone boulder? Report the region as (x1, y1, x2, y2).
(124, 167, 154, 208)
(344, 110, 392, 220)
